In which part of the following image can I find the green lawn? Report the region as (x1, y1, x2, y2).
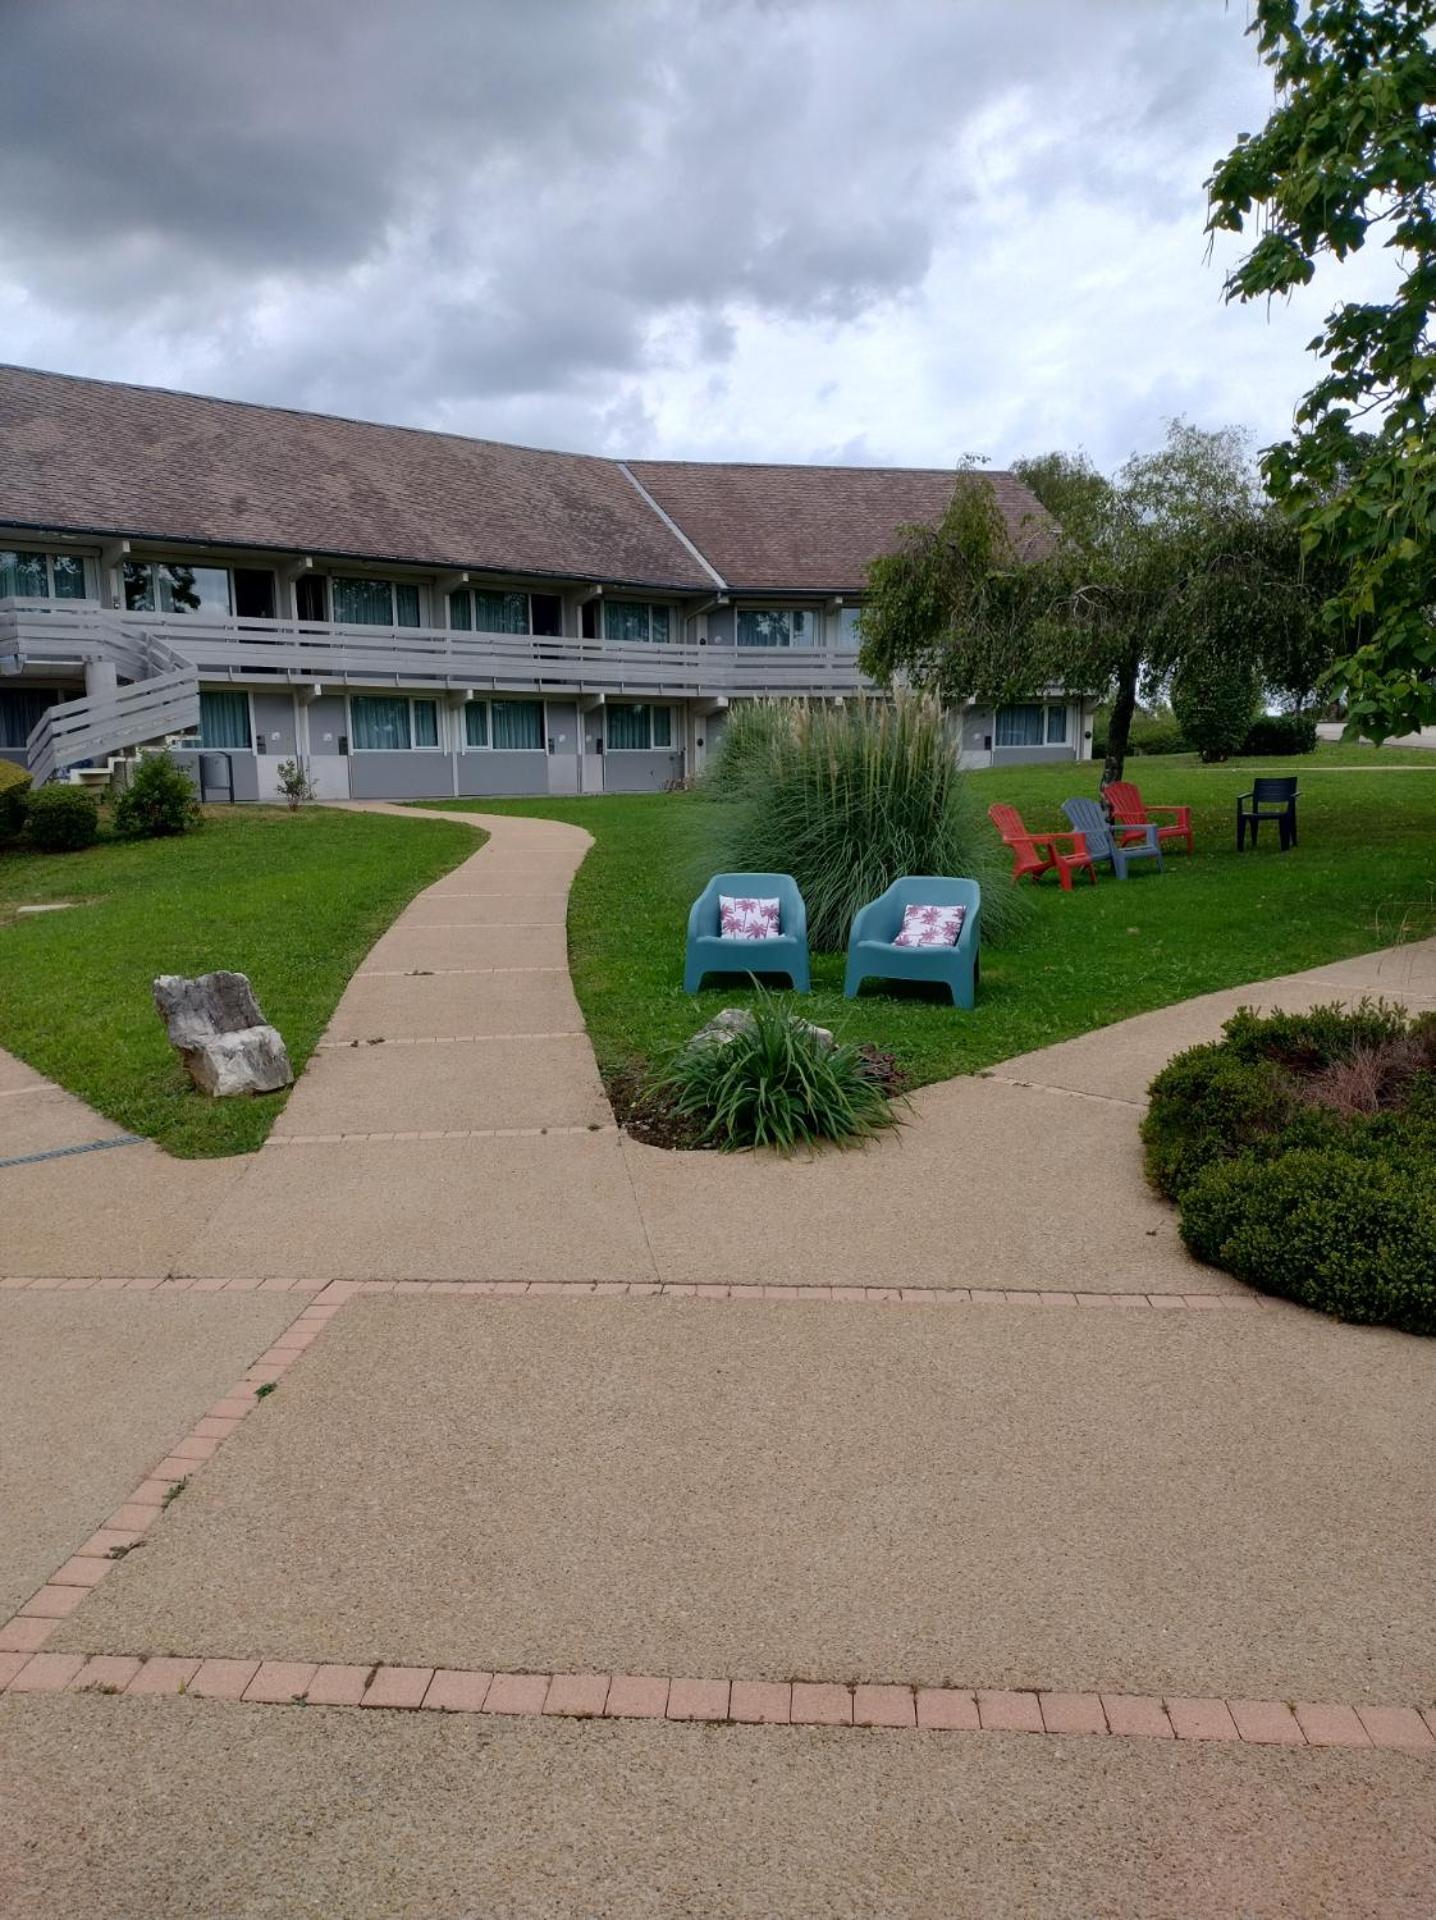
(421, 747, 1436, 1090)
(0, 806, 478, 1157)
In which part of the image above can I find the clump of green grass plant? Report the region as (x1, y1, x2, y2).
(653, 989, 897, 1151)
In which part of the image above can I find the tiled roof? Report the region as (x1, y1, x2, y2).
(627, 461, 1048, 592)
(0, 366, 710, 590)
(0, 364, 1049, 596)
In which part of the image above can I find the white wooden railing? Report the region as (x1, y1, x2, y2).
(0, 600, 870, 699)
(25, 669, 200, 788)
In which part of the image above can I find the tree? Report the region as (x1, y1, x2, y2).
(860, 422, 1321, 784)
(1207, 0, 1436, 742)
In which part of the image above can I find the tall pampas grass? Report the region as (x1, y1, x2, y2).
(707, 695, 1025, 951)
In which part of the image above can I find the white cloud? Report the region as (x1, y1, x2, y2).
(0, 0, 1402, 474)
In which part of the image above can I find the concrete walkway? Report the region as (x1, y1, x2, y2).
(2, 803, 1434, 1917)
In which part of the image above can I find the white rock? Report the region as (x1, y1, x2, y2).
(153, 970, 293, 1098)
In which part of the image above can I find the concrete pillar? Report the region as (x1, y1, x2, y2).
(84, 658, 118, 701)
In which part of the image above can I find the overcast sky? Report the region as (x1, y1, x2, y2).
(0, 0, 1395, 474)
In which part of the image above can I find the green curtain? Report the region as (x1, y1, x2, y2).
(603, 600, 654, 643)
(199, 691, 252, 750)
(449, 591, 473, 631)
(51, 555, 86, 599)
(0, 689, 59, 750)
(464, 702, 489, 747)
(333, 578, 397, 625)
(737, 610, 790, 648)
(608, 703, 649, 750)
(395, 585, 421, 628)
(351, 696, 411, 750)
(995, 704, 1043, 748)
(652, 705, 673, 748)
(413, 700, 439, 747)
(474, 590, 529, 634)
(492, 700, 543, 749)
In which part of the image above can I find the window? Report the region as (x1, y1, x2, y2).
(123, 562, 232, 616)
(995, 703, 1044, 748)
(608, 703, 674, 751)
(995, 703, 1069, 749)
(0, 688, 62, 749)
(464, 701, 489, 748)
(0, 550, 87, 599)
(603, 600, 671, 644)
(233, 569, 276, 620)
(491, 700, 544, 750)
(331, 577, 423, 627)
(296, 574, 328, 623)
(473, 590, 529, 634)
(837, 606, 863, 647)
(199, 691, 251, 750)
(736, 607, 819, 648)
(351, 696, 411, 751)
(413, 699, 439, 748)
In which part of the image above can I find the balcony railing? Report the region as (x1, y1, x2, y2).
(0, 600, 870, 700)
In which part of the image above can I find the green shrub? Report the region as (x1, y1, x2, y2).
(1170, 652, 1261, 762)
(654, 991, 896, 1151)
(25, 784, 99, 852)
(0, 759, 31, 840)
(1092, 707, 1187, 759)
(1240, 712, 1317, 757)
(112, 752, 201, 839)
(1179, 1149, 1436, 1335)
(713, 695, 1024, 950)
(1146, 1001, 1436, 1332)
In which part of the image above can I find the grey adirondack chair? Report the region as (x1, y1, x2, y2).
(1062, 796, 1163, 879)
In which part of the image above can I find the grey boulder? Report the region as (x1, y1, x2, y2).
(689, 1006, 835, 1051)
(153, 970, 293, 1098)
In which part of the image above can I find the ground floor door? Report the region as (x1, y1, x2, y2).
(546, 701, 580, 794)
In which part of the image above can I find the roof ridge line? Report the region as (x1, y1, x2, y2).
(616, 462, 727, 591)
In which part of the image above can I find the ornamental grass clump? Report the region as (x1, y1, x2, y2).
(655, 991, 897, 1151)
(710, 695, 1022, 950)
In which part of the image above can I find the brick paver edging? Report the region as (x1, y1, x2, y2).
(1, 1654, 1432, 1755)
(2, 1275, 1424, 1756)
(0, 1274, 1264, 1309)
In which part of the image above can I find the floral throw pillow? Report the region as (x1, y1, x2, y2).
(719, 894, 781, 940)
(892, 902, 966, 948)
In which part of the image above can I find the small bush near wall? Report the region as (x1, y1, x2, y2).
(1143, 1001, 1436, 1333)
(0, 761, 31, 840)
(112, 752, 201, 839)
(709, 695, 1023, 950)
(25, 784, 100, 853)
(1240, 712, 1318, 756)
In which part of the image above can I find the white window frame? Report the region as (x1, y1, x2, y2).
(196, 687, 255, 752)
(122, 559, 234, 618)
(347, 694, 445, 752)
(462, 698, 491, 750)
(602, 599, 673, 645)
(606, 703, 675, 752)
(735, 606, 822, 648)
(0, 547, 92, 600)
(329, 575, 425, 629)
(995, 701, 1070, 750)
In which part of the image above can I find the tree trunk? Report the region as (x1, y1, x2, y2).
(1100, 650, 1141, 787)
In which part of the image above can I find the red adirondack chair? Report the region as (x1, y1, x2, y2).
(1101, 781, 1194, 856)
(987, 802, 1096, 891)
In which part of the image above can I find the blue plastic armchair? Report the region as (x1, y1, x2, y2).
(1062, 797, 1163, 880)
(843, 876, 981, 1008)
(684, 872, 810, 993)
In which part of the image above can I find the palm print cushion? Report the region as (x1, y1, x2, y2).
(719, 894, 781, 940)
(892, 902, 966, 948)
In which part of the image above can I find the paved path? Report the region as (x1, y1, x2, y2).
(2, 803, 1434, 1916)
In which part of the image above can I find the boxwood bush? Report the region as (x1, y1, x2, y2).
(0, 759, 31, 840)
(1144, 1002, 1436, 1332)
(25, 783, 100, 852)
(113, 751, 201, 839)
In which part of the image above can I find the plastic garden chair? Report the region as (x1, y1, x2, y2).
(1101, 779, 1194, 855)
(987, 801, 1095, 890)
(844, 877, 981, 1008)
(684, 872, 810, 993)
(1236, 777, 1299, 851)
(1062, 796, 1163, 879)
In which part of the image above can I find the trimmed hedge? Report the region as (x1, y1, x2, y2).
(1240, 712, 1318, 757)
(1143, 1002, 1436, 1333)
(25, 784, 99, 853)
(0, 759, 31, 840)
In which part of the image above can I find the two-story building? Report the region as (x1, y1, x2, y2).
(0, 365, 1093, 799)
